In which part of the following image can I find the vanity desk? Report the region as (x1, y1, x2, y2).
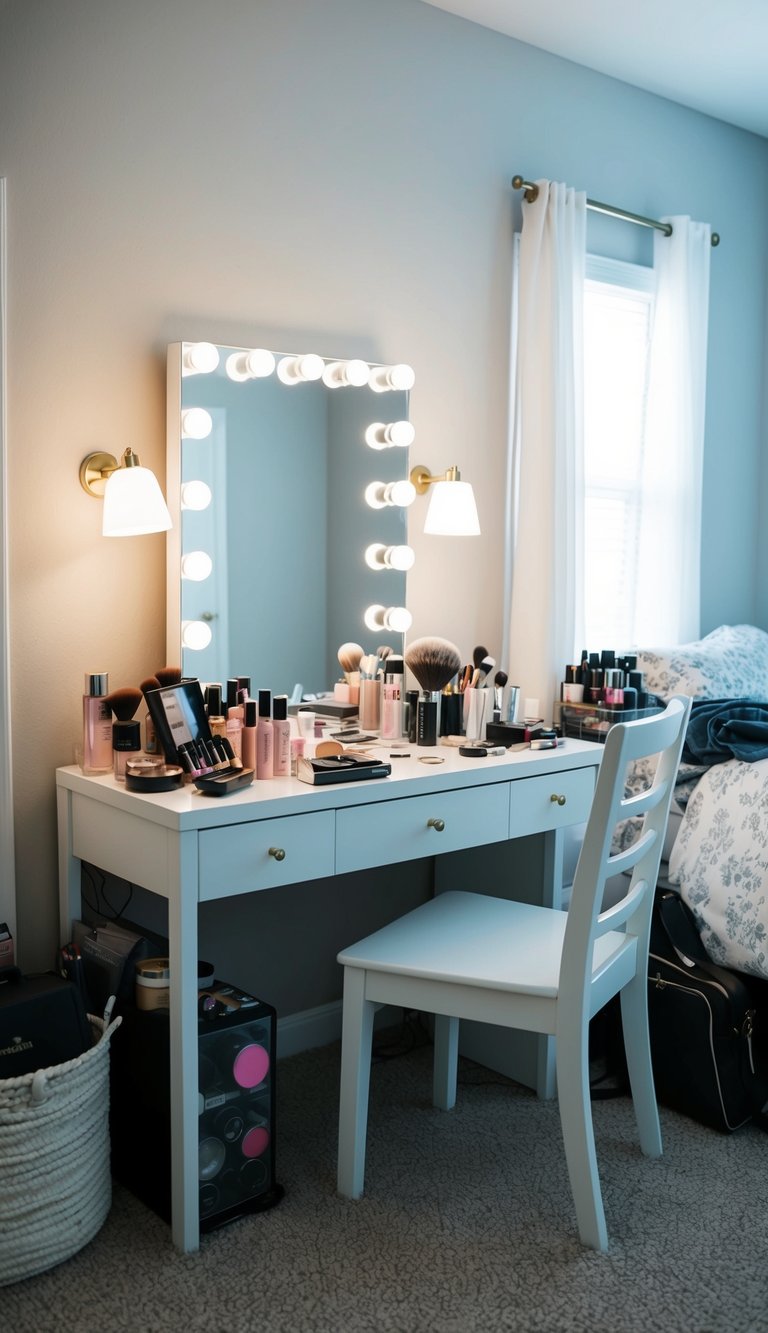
(57, 738, 601, 1253)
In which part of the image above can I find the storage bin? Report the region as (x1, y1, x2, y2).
(0, 1013, 121, 1286)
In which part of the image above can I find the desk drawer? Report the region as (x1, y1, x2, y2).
(336, 783, 509, 875)
(508, 766, 594, 839)
(199, 811, 335, 901)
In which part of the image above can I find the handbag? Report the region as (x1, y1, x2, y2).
(648, 889, 768, 1132)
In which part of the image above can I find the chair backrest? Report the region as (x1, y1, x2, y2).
(559, 694, 692, 1007)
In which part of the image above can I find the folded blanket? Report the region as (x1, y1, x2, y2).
(682, 697, 768, 766)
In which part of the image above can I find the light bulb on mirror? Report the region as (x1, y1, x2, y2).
(365, 421, 415, 450)
(368, 363, 416, 393)
(364, 604, 413, 633)
(225, 348, 276, 382)
(364, 479, 416, 510)
(181, 342, 220, 376)
(181, 620, 213, 651)
(181, 480, 212, 511)
(181, 408, 213, 440)
(277, 353, 325, 385)
(365, 543, 416, 572)
(181, 550, 213, 582)
(322, 359, 370, 388)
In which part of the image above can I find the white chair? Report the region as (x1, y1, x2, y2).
(336, 695, 691, 1251)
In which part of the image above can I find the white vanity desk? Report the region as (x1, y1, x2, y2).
(57, 738, 601, 1253)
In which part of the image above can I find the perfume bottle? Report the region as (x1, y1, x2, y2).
(82, 672, 112, 774)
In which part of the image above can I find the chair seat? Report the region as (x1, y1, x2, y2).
(338, 890, 633, 998)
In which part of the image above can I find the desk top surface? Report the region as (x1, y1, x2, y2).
(57, 739, 603, 832)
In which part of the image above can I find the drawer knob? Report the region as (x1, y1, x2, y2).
(550, 793, 567, 807)
(268, 846, 286, 861)
(427, 817, 445, 832)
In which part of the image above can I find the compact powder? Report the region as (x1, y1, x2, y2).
(232, 1043, 270, 1089)
(241, 1125, 270, 1158)
(125, 764, 184, 793)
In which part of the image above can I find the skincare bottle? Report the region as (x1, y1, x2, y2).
(271, 695, 291, 777)
(380, 656, 404, 740)
(82, 672, 113, 774)
(226, 714, 243, 760)
(242, 699, 258, 771)
(256, 689, 274, 779)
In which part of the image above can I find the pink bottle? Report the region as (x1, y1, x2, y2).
(242, 699, 257, 771)
(82, 672, 113, 774)
(256, 689, 274, 779)
(271, 695, 291, 777)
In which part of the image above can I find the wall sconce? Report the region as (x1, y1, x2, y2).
(181, 408, 213, 439)
(181, 342, 220, 376)
(364, 479, 416, 510)
(225, 348, 276, 381)
(277, 353, 325, 385)
(365, 543, 416, 572)
(364, 604, 413, 633)
(79, 448, 173, 537)
(181, 619, 213, 651)
(322, 359, 370, 388)
(364, 421, 415, 450)
(409, 464, 480, 536)
(369, 363, 415, 393)
(181, 550, 213, 582)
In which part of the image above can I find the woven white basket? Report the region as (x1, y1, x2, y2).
(0, 1013, 121, 1287)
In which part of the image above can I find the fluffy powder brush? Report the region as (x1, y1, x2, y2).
(405, 637, 461, 746)
(337, 642, 363, 684)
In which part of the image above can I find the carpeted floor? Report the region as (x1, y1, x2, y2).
(4, 1034, 768, 1333)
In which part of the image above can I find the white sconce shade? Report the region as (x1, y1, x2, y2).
(322, 359, 370, 388)
(364, 604, 413, 634)
(277, 353, 325, 385)
(101, 457, 173, 537)
(365, 543, 416, 572)
(365, 421, 415, 450)
(364, 479, 416, 510)
(424, 480, 480, 536)
(181, 408, 213, 440)
(369, 363, 416, 393)
(182, 620, 213, 651)
(225, 348, 276, 381)
(181, 480, 212, 511)
(181, 550, 213, 582)
(181, 342, 220, 376)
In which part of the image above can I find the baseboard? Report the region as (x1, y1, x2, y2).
(277, 999, 401, 1059)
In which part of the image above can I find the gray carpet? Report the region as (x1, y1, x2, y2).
(4, 1035, 768, 1333)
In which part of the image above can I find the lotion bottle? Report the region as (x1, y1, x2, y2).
(82, 672, 113, 774)
(242, 699, 257, 771)
(271, 694, 291, 777)
(380, 656, 404, 740)
(256, 689, 274, 779)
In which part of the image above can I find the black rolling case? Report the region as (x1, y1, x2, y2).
(648, 889, 768, 1132)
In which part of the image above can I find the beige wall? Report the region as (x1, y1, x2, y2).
(2, 0, 767, 981)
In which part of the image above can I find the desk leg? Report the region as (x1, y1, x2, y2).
(56, 786, 81, 943)
(167, 830, 201, 1254)
(536, 828, 565, 1100)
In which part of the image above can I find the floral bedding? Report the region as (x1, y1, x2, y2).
(625, 624, 768, 980)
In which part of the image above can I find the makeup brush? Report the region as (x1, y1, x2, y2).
(155, 665, 182, 688)
(140, 675, 161, 697)
(405, 637, 462, 694)
(472, 654, 496, 688)
(376, 645, 394, 662)
(492, 669, 508, 721)
(105, 687, 143, 721)
(472, 645, 489, 669)
(405, 637, 462, 747)
(337, 642, 363, 684)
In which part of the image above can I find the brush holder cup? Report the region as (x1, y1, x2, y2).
(464, 687, 490, 742)
(359, 678, 381, 732)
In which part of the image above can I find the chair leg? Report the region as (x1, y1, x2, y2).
(555, 1015, 608, 1251)
(337, 966, 375, 1199)
(433, 1015, 459, 1110)
(620, 974, 662, 1157)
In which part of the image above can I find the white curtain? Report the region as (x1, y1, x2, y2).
(503, 180, 586, 718)
(633, 216, 711, 646)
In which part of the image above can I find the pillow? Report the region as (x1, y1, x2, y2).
(635, 624, 768, 704)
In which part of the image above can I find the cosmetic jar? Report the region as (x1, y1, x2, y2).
(136, 957, 171, 1011)
(125, 761, 184, 793)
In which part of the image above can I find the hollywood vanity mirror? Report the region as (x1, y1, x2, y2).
(165, 342, 415, 695)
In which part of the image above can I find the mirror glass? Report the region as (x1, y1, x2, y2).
(166, 343, 414, 696)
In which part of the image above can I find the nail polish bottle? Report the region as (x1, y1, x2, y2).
(271, 695, 291, 777)
(256, 689, 274, 779)
(82, 672, 113, 774)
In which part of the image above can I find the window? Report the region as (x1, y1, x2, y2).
(582, 256, 656, 648)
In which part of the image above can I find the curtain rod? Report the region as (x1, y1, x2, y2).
(511, 175, 720, 247)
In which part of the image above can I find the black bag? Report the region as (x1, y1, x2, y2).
(648, 889, 768, 1132)
(0, 968, 92, 1079)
